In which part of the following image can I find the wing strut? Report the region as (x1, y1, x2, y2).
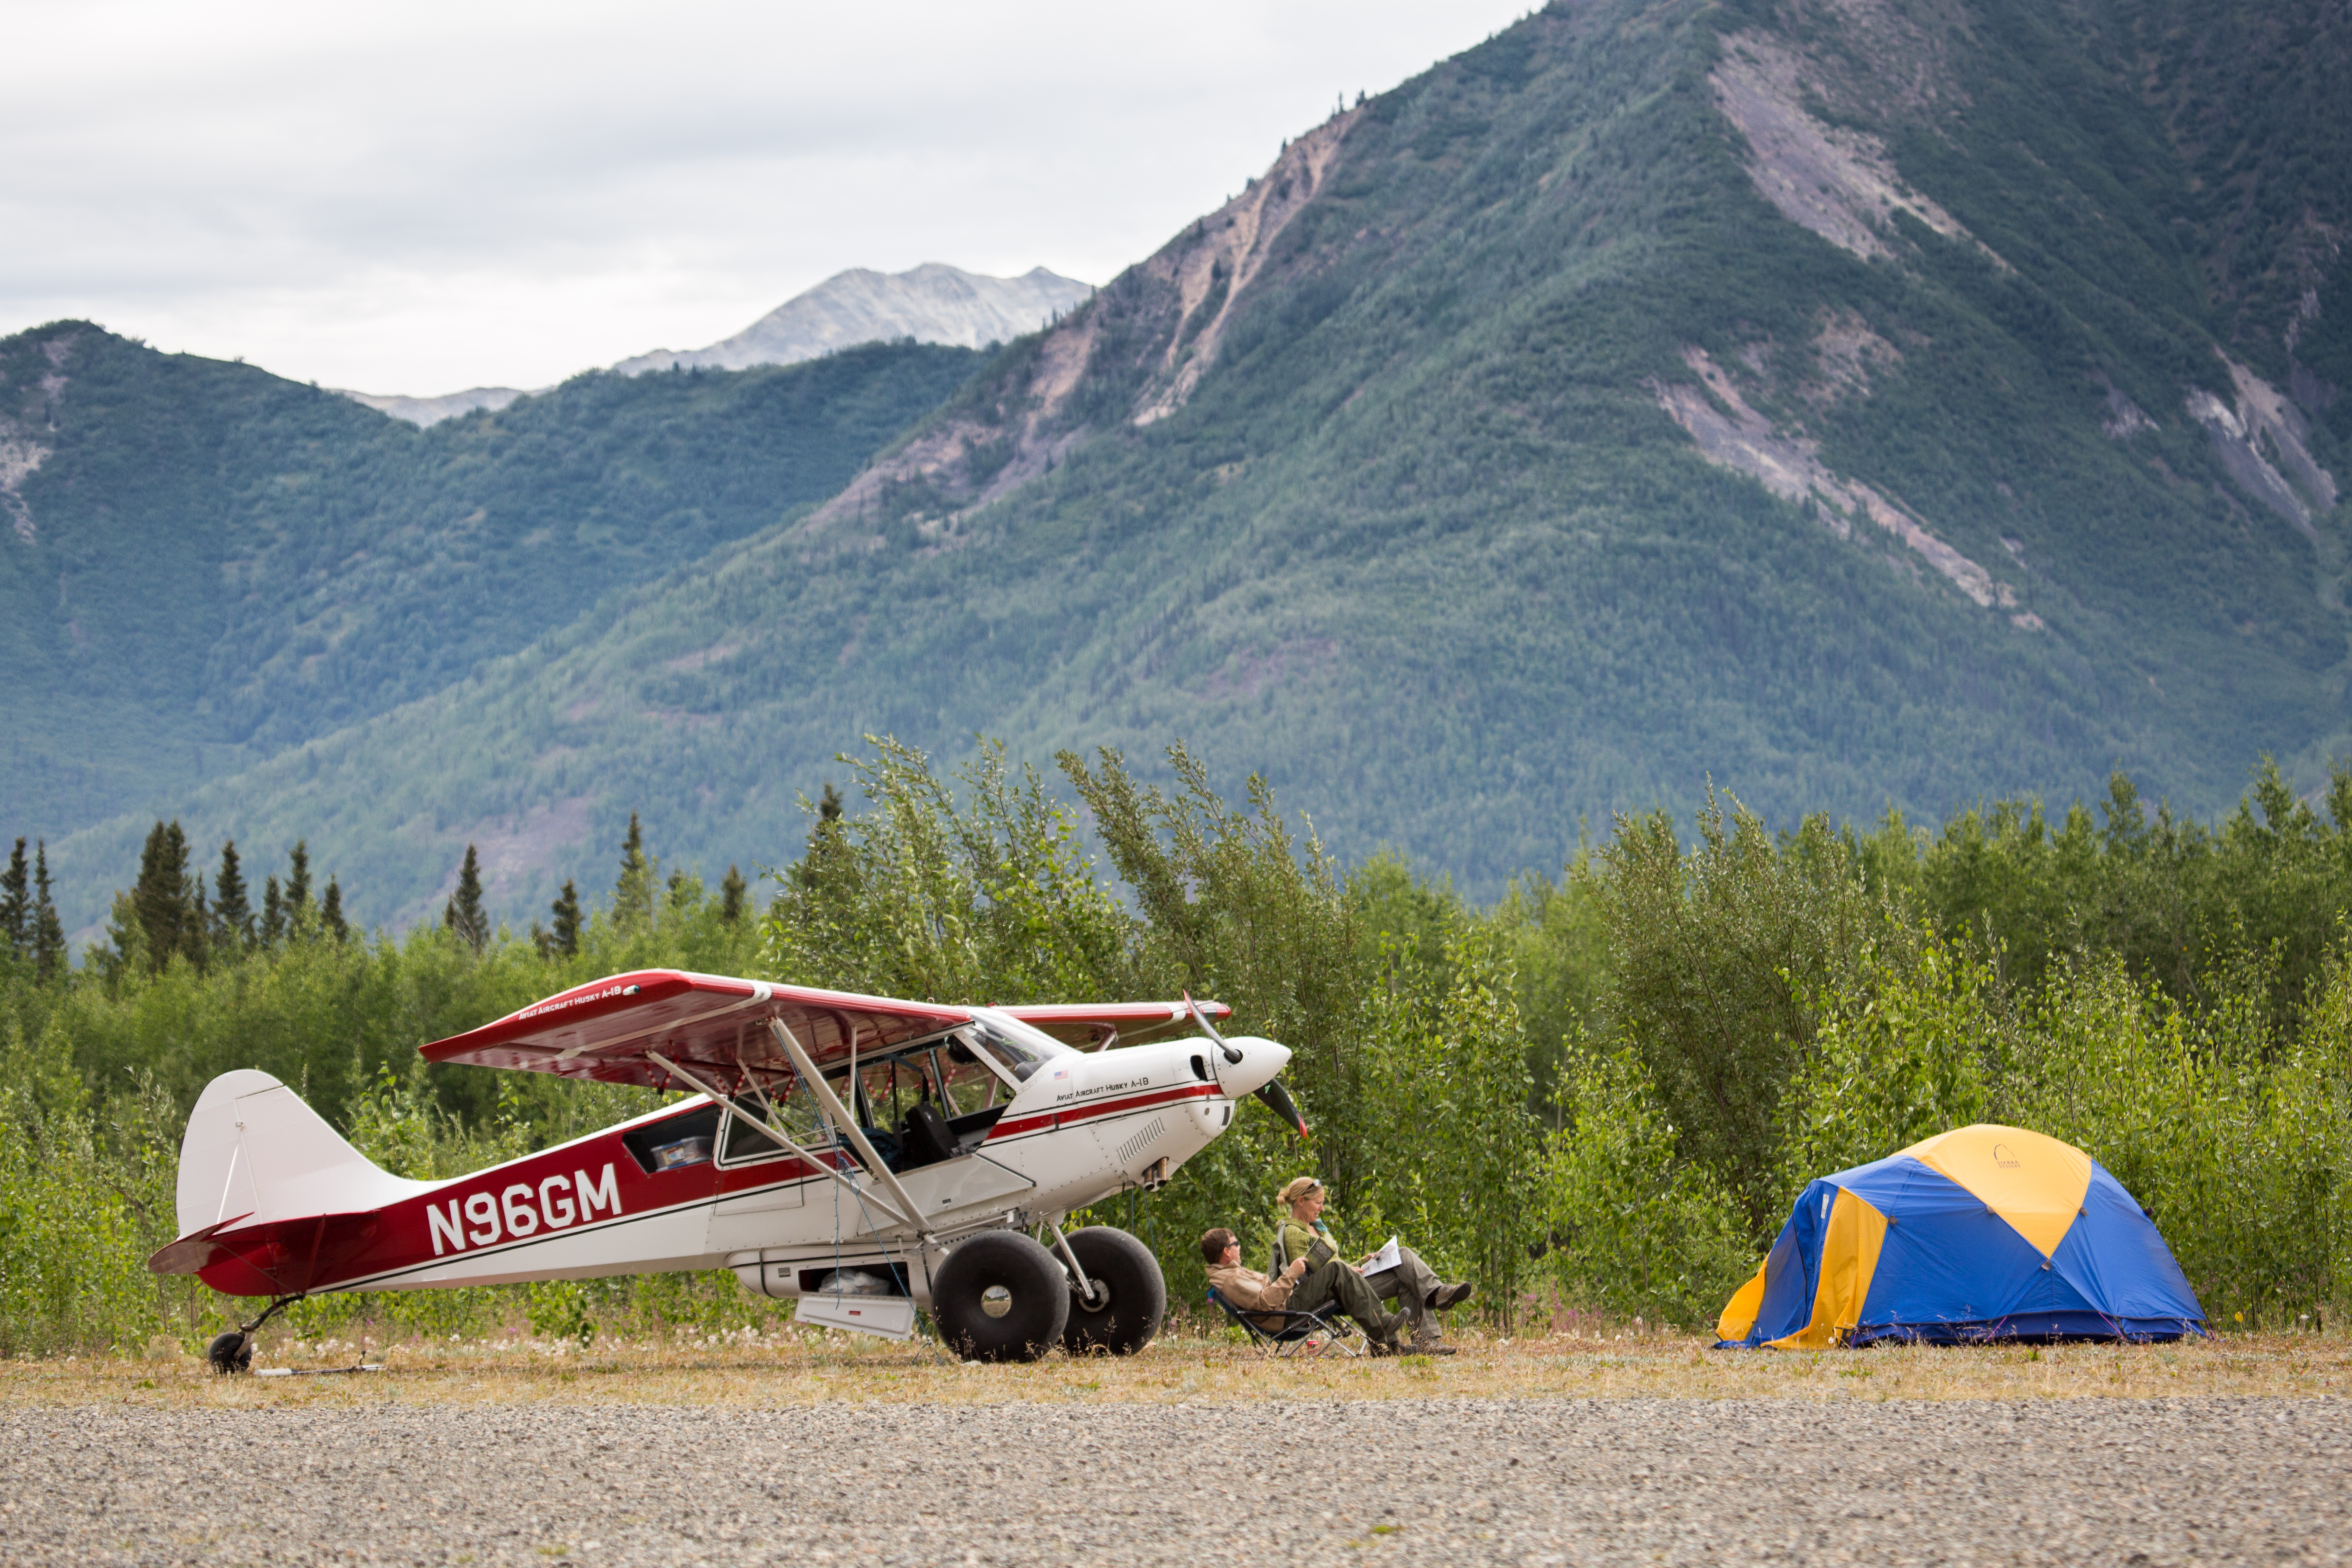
(767, 1018, 934, 1242)
(647, 1051, 920, 1233)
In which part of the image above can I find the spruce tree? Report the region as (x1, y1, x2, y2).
(1, 838, 29, 959)
(104, 889, 146, 973)
(790, 783, 851, 892)
(261, 875, 285, 948)
(30, 842, 62, 982)
(613, 812, 656, 933)
(287, 841, 312, 925)
(720, 864, 746, 923)
(550, 879, 582, 957)
(213, 840, 253, 953)
(185, 876, 211, 974)
(444, 845, 489, 953)
(321, 876, 349, 941)
(131, 820, 194, 972)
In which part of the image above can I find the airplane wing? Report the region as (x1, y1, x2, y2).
(419, 970, 972, 1090)
(1000, 1000, 1232, 1049)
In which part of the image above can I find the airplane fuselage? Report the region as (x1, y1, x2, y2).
(187, 1033, 1254, 1309)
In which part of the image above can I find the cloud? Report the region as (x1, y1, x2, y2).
(2, 0, 1535, 391)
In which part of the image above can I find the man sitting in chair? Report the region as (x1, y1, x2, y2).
(1273, 1176, 1473, 1355)
(1201, 1228, 1403, 1354)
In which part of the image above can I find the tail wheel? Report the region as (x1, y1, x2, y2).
(1061, 1225, 1166, 1357)
(933, 1231, 1071, 1363)
(207, 1331, 252, 1375)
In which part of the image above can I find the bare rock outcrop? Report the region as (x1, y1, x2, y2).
(1656, 345, 2019, 618)
(798, 110, 1363, 547)
(1711, 27, 2004, 271)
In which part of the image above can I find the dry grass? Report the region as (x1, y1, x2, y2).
(6, 1325, 2349, 1412)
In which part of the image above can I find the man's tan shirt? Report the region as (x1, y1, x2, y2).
(1206, 1262, 1296, 1330)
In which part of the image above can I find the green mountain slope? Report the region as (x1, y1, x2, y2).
(34, 0, 2352, 932)
(0, 333, 979, 835)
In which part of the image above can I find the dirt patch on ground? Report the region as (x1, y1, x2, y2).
(1198, 638, 1340, 703)
(661, 641, 741, 674)
(412, 796, 596, 918)
(1806, 308, 1902, 402)
(6, 1326, 2346, 1410)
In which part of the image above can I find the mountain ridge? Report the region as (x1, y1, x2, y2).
(611, 262, 1094, 377)
(333, 264, 1094, 427)
(20, 0, 2352, 940)
(0, 327, 981, 866)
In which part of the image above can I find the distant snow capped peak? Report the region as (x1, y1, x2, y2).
(610, 262, 1095, 376)
(338, 263, 1093, 427)
(338, 386, 526, 425)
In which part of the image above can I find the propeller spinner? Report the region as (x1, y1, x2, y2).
(1184, 992, 1310, 1139)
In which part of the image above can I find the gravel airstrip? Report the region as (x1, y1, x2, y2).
(4, 1337, 2348, 1565)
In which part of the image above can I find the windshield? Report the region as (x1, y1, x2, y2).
(963, 1009, 1074, 1084)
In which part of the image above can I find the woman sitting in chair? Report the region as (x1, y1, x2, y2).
(1273, 1176, 1471, 1354)
(1201, 1227, 1402, 1353)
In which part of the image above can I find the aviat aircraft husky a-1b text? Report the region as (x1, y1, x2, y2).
(149, 972, 1307, 1369)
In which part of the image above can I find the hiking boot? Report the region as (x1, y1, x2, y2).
(1426, 1281, 1476, 1312)
(1411, 1328, 1458, 1356)
(1369, 1338, 1400, 1358)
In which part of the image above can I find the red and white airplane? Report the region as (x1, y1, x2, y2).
(150, 971, 1305, 1368)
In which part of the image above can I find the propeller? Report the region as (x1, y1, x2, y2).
(1256, 1077, 1311, 1141)
(1184, 992, 1310, 1140)
(1185, 991, 1243, 1065)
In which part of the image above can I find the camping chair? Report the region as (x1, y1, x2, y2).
(1207, 1286, 1366, 1359)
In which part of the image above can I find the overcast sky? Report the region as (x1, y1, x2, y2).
(3, 1, 1534, 394)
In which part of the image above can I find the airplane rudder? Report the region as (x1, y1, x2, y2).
(175, 1069, 285, 1235)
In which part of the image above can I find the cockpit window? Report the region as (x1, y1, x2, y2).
(961, 1009, 1074, 1084)
(857, 1053, 936, 1134)
(718, 1080, 831, 1166)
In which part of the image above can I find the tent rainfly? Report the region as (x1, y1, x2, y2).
(1715, 1124, 2205, 1348)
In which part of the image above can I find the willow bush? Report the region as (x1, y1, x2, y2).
(2006, 956, 2352, 1329)
(1351, 927, 1542, 1314)
(1538, 1043, 1750, 1326)
(0, 1022, 188, 1357)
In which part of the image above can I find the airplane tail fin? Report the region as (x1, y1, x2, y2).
(175, 1069, 432, 1237)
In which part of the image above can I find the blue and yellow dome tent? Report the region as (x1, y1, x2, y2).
(1715, 1125, 2205, 1348)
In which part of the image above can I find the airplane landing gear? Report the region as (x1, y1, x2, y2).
(207, 1293, 303, 1375)
(1059, 1226, 1165, 1357)
(932, 1232, 1070, 1362)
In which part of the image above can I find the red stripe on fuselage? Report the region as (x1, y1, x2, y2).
(987, 1082, 1223, 1141)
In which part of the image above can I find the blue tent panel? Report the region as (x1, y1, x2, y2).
(1740, 1179, 1836, 1345)
(2045, 1165, 2203, 1330)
